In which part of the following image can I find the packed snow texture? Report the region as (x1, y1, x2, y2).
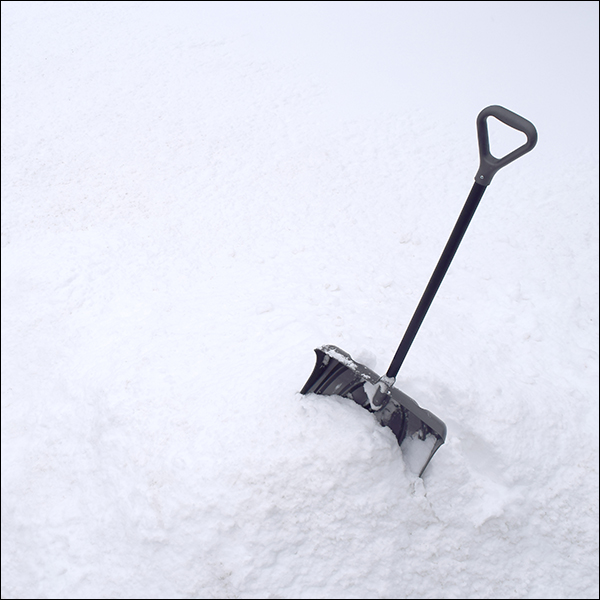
(1, 2, 598, 599)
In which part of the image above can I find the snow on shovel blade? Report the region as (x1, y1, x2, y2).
(300, 345, 446, 476)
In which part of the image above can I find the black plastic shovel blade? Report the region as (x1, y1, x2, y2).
(300, 345, 447, 476)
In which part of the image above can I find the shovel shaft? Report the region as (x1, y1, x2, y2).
(386, 182, 486, 379)
(386, 106, 537, 379)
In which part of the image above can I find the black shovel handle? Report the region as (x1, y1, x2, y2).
(385, 106, 537, 380)
(475, 105, 538, 186)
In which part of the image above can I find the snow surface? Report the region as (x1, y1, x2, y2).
(1, 1, 598, 598)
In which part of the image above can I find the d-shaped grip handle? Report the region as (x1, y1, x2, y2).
(475, 105, 538, 186)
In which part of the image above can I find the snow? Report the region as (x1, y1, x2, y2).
(1, 1, 598, 598)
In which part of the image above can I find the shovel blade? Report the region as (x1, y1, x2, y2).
(300, 345, 447, 476)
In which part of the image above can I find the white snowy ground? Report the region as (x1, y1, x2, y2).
(1, 2, 598, 599)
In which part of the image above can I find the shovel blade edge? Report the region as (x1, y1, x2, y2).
(300, 345, 447, 476)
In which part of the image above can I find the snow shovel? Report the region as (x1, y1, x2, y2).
(300, 105, 537, 476)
